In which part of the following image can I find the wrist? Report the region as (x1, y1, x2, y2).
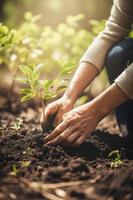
(62, 92, 76, 108)
(63, 88, 78, 105)
(89, 83, 128, 120)
(85, 100, 106, 121)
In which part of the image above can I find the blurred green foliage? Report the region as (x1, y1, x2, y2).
(0, 0, 114, 98)
(0, 0, 132, 102)
(1, 11, 132, 98)
(0, 12, 110, 99)
(0, 13, 105, 78)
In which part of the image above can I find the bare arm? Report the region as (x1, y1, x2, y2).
(45, 83, 128, 147)
(92, 83, 128, 119)
(63, 61, 99, 104)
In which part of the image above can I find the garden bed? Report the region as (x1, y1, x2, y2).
(0, 90, 133, 200)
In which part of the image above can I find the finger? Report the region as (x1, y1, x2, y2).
(44, 120, 69, 143)
(45, 105, 56, 121)
(47, 129, 72, 145)
(53, 115, 62, 127)
(73, 135, 87, 148)
(62, 112, 70, 120)
(62, 131, 80, 147)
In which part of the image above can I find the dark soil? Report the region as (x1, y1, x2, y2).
(0, 89, 133, 200)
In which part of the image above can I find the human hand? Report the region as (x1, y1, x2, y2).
(40, 95, 74, 131)
(44, 101, 103, 147)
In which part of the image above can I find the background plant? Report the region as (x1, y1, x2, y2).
(0, 12, 108, 98)
(108, 150, 123, 169)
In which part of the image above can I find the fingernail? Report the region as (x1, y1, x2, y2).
(44, 138, 48, 143)
(46, 142, 51, 145)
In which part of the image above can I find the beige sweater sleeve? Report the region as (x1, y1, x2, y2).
(80, 0, 133, 99)
(115, 64, 133, 99)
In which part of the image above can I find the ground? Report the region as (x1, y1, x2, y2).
(0, 88, 133, 200)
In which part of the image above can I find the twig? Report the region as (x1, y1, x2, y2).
(20, 178, 64, 200)
(38, 190, 64, 200)
(41, 99, 45, 122)
(21, 178, 91, 189)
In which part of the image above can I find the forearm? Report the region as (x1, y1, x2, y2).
(63, 62, 98, 104)
(90, 83, 128, 119)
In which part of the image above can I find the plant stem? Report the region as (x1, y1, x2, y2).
(41, 99, 48, 132)
(41, 99, 46, 123)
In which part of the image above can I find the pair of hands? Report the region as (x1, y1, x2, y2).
(40, 96, 102, 147)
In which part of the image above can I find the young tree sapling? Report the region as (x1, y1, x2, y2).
(16, 62, 74, 131)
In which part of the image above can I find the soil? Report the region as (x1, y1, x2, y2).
(0, 88, 133, 200)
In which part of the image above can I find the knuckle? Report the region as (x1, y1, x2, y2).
(70, 116, 77, 123)
(58, 135, 66, 143)
(66, 138, 73, 145)
(65, 118, 72, 125)
(74, 140, 82, 147)
(55, 127, 60, 133)
(61, 132, 67, 138)
(75, 141, 80, 146)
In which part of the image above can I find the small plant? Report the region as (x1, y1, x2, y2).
(10, 118, 23, 131)
(108, 150, 123, 169)
(16, 62, 74, 131)
(10, 164, 19, 176)
(20, 161, 31, 168)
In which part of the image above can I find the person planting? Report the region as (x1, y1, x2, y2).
(41, 0, 133, 147)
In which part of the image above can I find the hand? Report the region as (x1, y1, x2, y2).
(44, 101, 103, 147)
(44, 82, 128, 146)
(40, 95, 74, 131)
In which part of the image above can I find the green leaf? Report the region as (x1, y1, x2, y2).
(21, 93, 36, 102)
(32, 79, 40, 89)
(108, 150, 119, 157)
(56, 85, 67, 94)
(43, 80, 54, 91)
(60, 63, 74, 76)
(43, 93, 57, 100)
(15, 77, 28, 84)
(20, 88, 32, 95)
(20, 65, 33, 78)
(20, 161, 31, 167)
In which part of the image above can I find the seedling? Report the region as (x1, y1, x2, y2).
(20, 161, 31, 168)
(10, 164, 19, 176)
(16, 62, 74, 131)
(108, 150, 123, 169)
(10, 118, 23, 131)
